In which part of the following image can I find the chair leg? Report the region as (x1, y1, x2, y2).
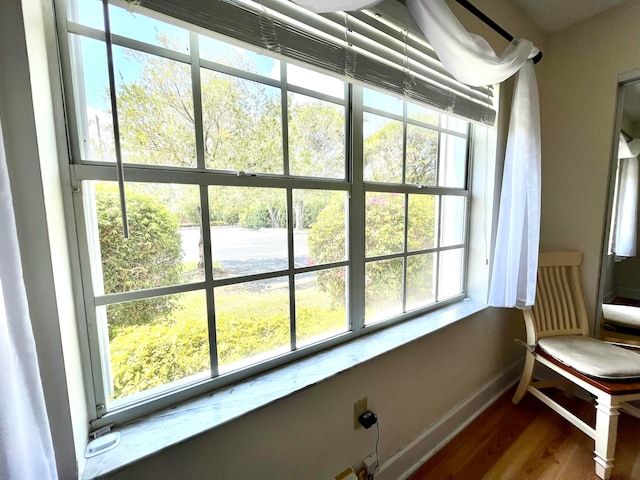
(593, 395, 620, 480)
(512, 352, 535, 404)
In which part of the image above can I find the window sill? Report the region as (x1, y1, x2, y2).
(82, 298, 488, 479)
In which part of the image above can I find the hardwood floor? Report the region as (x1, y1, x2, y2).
(408, 387, 640, 480)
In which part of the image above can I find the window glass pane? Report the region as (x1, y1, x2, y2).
(216, 279, 290, 373)
(199, 35, 280, 80)
(208, 187, 288, 279)
(440, 196, 466, 247)
(68, 34, 115, 161)
(109, 4, 190, 53)
(363, 87, 403, 115)
(366, 192, 405, 257)
(287, 64, 344, 99)
(90, 182, 202, 295)
(296, 268, 348, 347)
(441, 114, 469, 134)
(66, 0, 103, 29)
(288, 94, 345, 178)
(438, 248, 464, 299)
(106, 290, 209, 402)
(363, 113, 403, 183)
(202, 70, 283, 173)
(438, 133, 467, 188)
(406, 253, 436, 311)
(296, 190, 347, 266)
(407, 102, 439, 125)
(406, 124, 438, 185)
(114, 46, 196, 167)
(365, 258, 403, 324)
(407, 194, 437, 251)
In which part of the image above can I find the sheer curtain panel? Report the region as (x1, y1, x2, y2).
(612, 155, 639, 259)
(0, 119, 58, 478)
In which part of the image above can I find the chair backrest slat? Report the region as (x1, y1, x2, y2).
(525, 251, 587, 342)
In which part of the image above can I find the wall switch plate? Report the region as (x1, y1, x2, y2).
(354, 397, 367, 429)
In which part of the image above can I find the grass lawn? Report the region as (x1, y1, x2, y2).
(108, 282, 347, 400)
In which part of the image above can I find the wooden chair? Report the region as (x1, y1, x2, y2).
(512, 251, 640, 480)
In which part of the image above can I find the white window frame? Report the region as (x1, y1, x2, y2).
(55, 0, 474, 429)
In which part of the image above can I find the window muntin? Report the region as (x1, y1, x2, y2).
(60, 1, 471, 421)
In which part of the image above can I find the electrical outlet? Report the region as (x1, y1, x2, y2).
(363, 452, 377, 472)
(354, 397, 367, 429)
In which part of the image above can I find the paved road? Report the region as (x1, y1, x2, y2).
(179, 227, 313, 288)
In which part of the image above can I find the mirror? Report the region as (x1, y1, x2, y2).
(599, 70, 640, 347)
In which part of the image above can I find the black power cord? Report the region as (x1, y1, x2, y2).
(369, 417, 380, 480)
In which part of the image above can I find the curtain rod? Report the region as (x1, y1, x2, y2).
(455, 0, 543, 64)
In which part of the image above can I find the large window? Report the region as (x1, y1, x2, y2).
(59, 0, 471, 424)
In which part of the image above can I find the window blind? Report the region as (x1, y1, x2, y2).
(121, 0, 496, 125)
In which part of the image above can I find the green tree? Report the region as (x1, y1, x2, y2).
(289, 100, 345, 229)
(363, 115, 438, 185)
(96, 184, 183, 331)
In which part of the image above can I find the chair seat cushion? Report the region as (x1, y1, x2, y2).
(602, 303, 640, 329)
(538, 335, 640, 380)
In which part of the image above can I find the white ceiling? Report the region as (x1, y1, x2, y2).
(510, 0, 627, 33)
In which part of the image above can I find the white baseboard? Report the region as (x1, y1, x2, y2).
(374, 359, 523, 480)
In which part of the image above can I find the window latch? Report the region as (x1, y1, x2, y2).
(89, 424, 112, 440)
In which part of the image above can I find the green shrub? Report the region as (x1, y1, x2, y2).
(239, 204, 274, 229)
(96, 184, 183, 331)
(110, 316, 209, 398)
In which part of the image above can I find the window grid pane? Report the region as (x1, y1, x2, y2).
(363, 88, 468, 324)
(61, 5, 470, 416)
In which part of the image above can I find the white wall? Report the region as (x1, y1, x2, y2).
(537, 0, 640, 328)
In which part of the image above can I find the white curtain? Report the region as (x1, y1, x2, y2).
(293, 0, 541, 307)
(612, 147, 639, 259)
(405, 0, 540, 307)
(0, 119, 58, 478)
